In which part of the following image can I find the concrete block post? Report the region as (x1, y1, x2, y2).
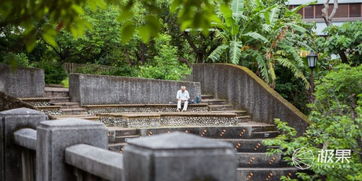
(0, 108, 47, 181)
(123, 132, 237, 181)
(36, 118, 108, 181)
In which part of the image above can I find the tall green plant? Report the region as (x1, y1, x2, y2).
(316, 21, 362, 66)
(137, 34, 191, 80)
(208, 0, 312, 88)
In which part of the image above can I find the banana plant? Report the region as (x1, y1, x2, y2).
(208, 0, 313, 88)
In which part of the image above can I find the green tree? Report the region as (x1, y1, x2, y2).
(138, 34, 191, 80)
(316, 21, 362, 66)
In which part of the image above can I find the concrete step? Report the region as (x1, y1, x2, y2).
(45, 87, 69, 92)
(84, 103, 209, 115)
(208, 104, 234, 111)
(219, 138, 274, 152)
(19, 97, 51, 106)
(136, 123, 277, 139)
(107, 127, 139, 137)
(60, 108, 88, 115)
(211, 110, 248, 116)
(201, 94, 214, 99)
(237, 167, 297, 181)
(108, 135, 139, 144)
(236, 152, 286, 167)
(201, 99, 227, 105)
(54, 115, 99, 121)
(51, 102, 80, 108)
(35, 105, 62, 115)
(236, 115, 252, 122)
(108, 143, 127, 152)
(45, 87, 69, 97)
(97, 112, 240, 128)
(45, 84, 64, 88)
(35, 105, 61, 110)
(251, 131, 279, 139)
(49, 97, 71, 103)
(19, 97, 51, 101)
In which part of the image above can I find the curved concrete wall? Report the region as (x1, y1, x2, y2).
(69, 74, 201, 105)
(191, 63, 309, 135)
(0, 64, 45, 98)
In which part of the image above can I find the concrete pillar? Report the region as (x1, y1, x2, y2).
(36, 118, 107, 181)
(0, 108, 47, 181)
(123, 132, 237, 181)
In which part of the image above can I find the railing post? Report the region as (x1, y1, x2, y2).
(123, 132, 237, 181)
(36, 118, 107, 181)
(21, 149, 36, 181)
(0, 108, 47, 181)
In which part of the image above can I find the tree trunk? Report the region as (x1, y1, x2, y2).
(183, 32, 205, 63)
(322, 0, 349, 64)
(138, 43, 148, 64)
(338, 51, 349, 64)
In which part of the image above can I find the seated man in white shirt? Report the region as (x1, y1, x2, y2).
(176, 86, 190, 112)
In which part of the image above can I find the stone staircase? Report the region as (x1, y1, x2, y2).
(19, 86, 98, 120)
(20, 88, 298, 180)
(104, 95, 297, 180)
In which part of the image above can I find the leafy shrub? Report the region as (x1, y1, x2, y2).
(263, 64, 362, 180)
(0, 52, 31, 68)
(34, 60, 67, 84)
(137, 34, 191, 80)
(316, 21, 362, 65)
(75, 63, 135, 77)
(61, 78, 69, 88)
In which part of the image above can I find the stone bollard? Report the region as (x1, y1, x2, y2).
(0, 108, 47, 181)
(36, 118, 107, 181)
(123, 132, 237, 181)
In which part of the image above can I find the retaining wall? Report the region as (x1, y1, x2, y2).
(0, 64, 44, 97)
(191, 63, 309, 135)
(69, 73, 201, 105)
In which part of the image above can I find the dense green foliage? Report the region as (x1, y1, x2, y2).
(316, 21, 362, 66)
(36, 60, 67, 84)
(0, 0, 231, 51)
(263, 64, 362, 180)
(0, 6, 192, 83)
(207, 0, 312, 88)
(275, 67, 310, 114)
(138, 34, 191, 80)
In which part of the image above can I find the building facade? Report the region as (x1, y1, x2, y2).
(288, 0, 362, 35)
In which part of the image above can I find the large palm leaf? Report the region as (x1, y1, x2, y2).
(231, 0, 244, 19)
(229, 40, 242, 64)
(208, 45, 228, 62)
(276, 57, 309, 87)
(243, 32, 268, 43)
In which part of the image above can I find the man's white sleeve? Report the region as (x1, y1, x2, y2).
(186, 91, 190, 99)
(176, 91, 180, 99)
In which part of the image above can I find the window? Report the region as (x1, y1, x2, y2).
(328, 4, 335, 15)
(350, 3, 361, 17)
(315, 5, 324, 18)
(304, 6, 314, 18)
(335, 4, 349, 18)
